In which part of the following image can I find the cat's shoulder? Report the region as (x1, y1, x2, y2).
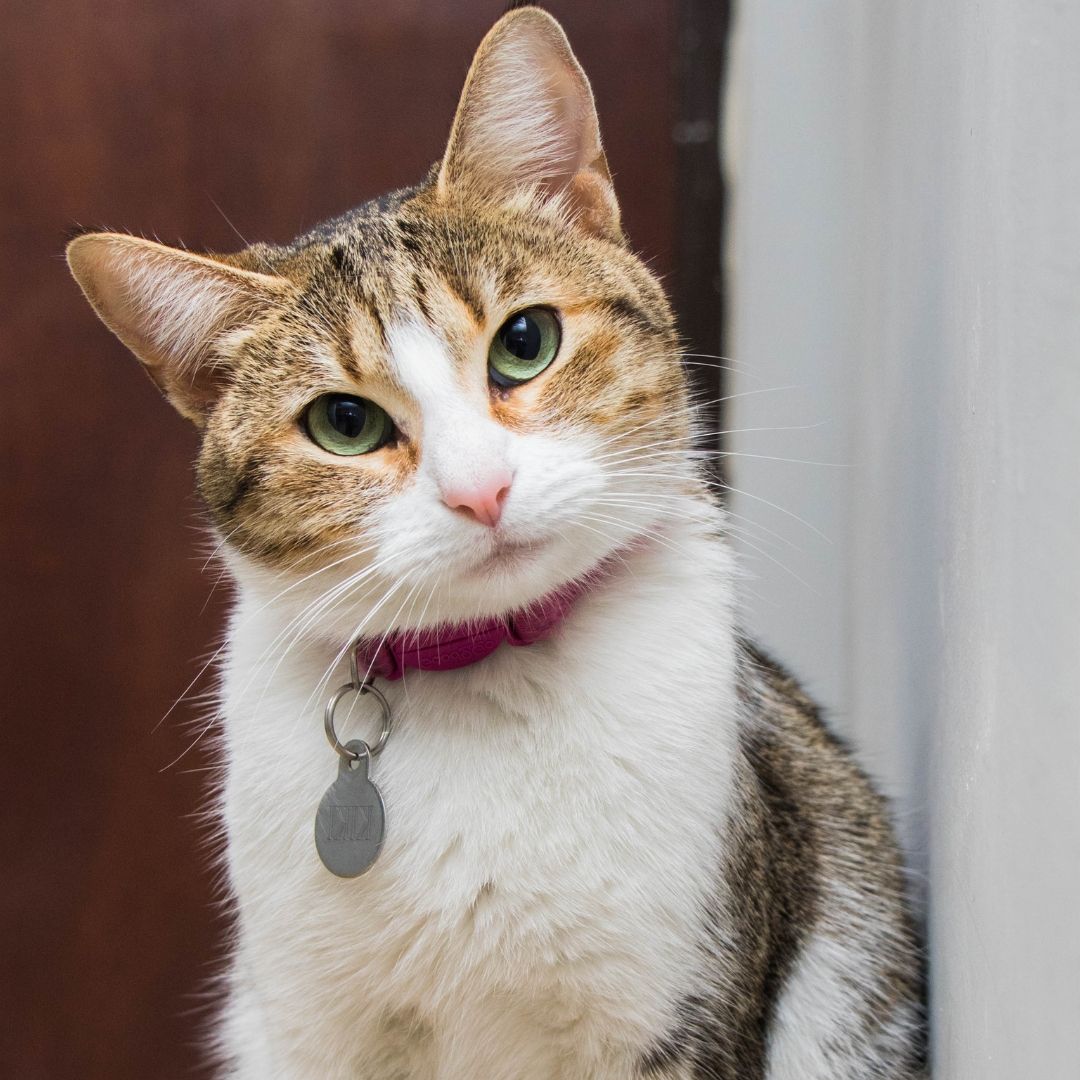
(733, 636, 893, 829)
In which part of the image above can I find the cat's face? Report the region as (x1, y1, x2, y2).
(197, 195, 691, 634)
(67, 8, 699, 640)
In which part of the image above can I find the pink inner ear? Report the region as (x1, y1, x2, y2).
(538, 60, 593, 185)
(435, 9, 621, 241)
(562, 168, 622, 242)
(67, 232, 285, 422)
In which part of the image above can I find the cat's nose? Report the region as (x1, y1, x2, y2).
(441, 472, 513, 528)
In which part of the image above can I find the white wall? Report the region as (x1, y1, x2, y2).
(725, 3, 1080, 1076)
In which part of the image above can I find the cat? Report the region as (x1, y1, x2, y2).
(67, 7, 926, 1078)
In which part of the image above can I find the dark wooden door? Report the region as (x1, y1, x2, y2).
(0, 2, 696, 1076)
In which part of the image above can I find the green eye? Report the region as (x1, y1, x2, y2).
(303, 394, 393, 456)
(488, 308, 561, 388)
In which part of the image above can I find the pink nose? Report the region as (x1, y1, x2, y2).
(441, 472, 512, 528)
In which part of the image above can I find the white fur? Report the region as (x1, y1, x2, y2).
(219, 528, 739, 1079)
(767, 898, 923, 1078)
(768, 933, 870, 1079)
(386, 321, 513, 500)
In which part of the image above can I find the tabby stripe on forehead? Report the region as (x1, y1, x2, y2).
(318, 310, 369, 381)
(330, 244, 354, 278)
(396, 216, 425, 256)
(495, 261, 524, 299)
(333, 338, 364, 381)
(359, 292, 388, 350)
(443, 271, 485, 327)
(410, 271, 433, 326)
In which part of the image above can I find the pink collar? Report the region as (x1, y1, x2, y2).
(354, 560, 611, 682)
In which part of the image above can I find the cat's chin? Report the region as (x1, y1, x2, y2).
(465, 536, 548, 578)
(438, 530, 643, 626)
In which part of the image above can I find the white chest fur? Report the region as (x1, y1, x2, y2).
(218, 536, 739, 1079)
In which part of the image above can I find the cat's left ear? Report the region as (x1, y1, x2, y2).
(67, 232, 287, 425)
(436, 7, 622, 243)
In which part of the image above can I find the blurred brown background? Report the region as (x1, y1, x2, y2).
(0, 2, 726, 1076)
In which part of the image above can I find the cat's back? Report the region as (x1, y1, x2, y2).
(698, 641, 928, 1079)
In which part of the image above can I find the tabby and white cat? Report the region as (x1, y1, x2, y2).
(67, 7, 925, 1078)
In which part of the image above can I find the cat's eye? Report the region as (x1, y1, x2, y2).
(488, 308, 561, 388)
(303, 394, 393, 456)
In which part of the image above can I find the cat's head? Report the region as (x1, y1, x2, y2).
(67, 7, 701, 641)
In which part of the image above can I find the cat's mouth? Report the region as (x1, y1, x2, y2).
(468, 536, 546, 575)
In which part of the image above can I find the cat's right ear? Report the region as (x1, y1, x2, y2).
(66, 232, 287, 425)
(437, 8, 622, 242)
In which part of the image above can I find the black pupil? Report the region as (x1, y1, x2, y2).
(501, 314, 541, 360)
(326, 397, 366, 438)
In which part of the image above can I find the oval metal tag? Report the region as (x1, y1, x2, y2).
(314, 740, 386, 878)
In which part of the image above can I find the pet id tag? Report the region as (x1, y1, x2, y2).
(315, 740, 386, 878)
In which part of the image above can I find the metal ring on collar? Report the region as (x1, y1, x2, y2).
(323, 680, 392, 761)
